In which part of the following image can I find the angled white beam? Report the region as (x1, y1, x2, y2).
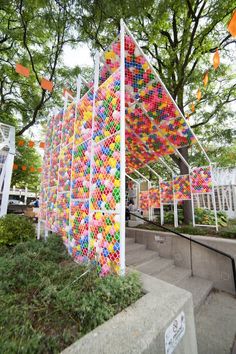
(145, 164, 162, 180)
(158, 157, 175, 176)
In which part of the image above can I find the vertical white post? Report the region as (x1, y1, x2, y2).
(0, 126, 15, 217)
(120, 19, 126, 276)
(88, 52, 100, 255)
(160, 179, 164, 225)
(68, 75, 82, 241)
(189, 168, 196, 227)
(37, 221, 41, 240)
(210, 164, 218, 231)
(148, 181, 151, 221)
(24, 186, 28, 204)
(172, 176, 178, 228)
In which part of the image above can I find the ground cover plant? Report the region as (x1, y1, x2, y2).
(0, 235, 142, 353)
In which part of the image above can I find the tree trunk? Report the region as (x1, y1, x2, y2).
(177, 146, 193, 224)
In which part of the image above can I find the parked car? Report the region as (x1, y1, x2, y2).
(8, 199, 24, 205)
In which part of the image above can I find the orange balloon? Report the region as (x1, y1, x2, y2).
(203, 71, 209, 87)
(196, 89, 202, 101)
(13, 164, 18, 170)
(228, 11, 236, 37)
(30, 166, 35, 172)
(38, 167, 42, 173)
(18, 140, 25, 147)
(22, 165, 27, 171)
(28, 141, 35, 148)
(213, 49, 220, 70)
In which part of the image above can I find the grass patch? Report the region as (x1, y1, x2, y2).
(0, 235, 142, 353)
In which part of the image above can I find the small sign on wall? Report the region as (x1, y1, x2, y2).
(165, 311, 185, 354)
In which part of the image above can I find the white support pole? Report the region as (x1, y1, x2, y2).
(37, 221, 41, 240)
(189, 167, 196, 227)
(0, 125, 15, 217)
(0, 153, 14, 216)
(88, 52, 100, 256)
(120, 19, 126, 276)
(145, 164, 162, 180)
(159, 157, 175, 175)
(159, 178, 164, 225)
(210, 164, 218, 231)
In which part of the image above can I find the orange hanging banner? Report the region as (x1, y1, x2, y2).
(18, 140, 25, 147)
(13, 164, 18, 170)
(196, 89, 202, 101)
(213, 49, 220, 70)
(22, 165, 27, 171)
(15, 63, 30, 78)
(39, 142, 45, 149)
(28, 141, 35, 148)
(41, 78, 53, 92)
(203, 71, 209, 87)
(190, 103, 195, 113)
(228, 11, 236, 37)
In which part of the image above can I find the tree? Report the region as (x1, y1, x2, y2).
(76, 0, 236, 223)
(12, 138, 42, 192)
(0, 0, 82, 135)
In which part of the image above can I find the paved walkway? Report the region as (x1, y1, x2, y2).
(196, 291, 236, 354)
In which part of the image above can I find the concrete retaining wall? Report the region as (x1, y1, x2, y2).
(62, 272, 197, 354)
(126, 228, 236, 295)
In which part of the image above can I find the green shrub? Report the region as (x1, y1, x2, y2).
(0, 235, 142, 352)
(195, 208, 228, 227)
(0, 214, 36, 246)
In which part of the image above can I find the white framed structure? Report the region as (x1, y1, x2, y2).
(0, 123, 15, 217)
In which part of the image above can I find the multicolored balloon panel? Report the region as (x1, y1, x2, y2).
(149, 188, 160, 208)
(173, 175, 191, 200)
(139, 191, 149, 210)
(190, 166, 212, 194)
(160, 181, 174, 203)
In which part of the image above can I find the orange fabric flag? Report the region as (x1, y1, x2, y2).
(18, 140, 25, 147)
(15, 63, 30, 78)
(190, 103, 195, 113)
(213, 49, 220, 70)
(30, 166, 35, 172)
(203, 71, 209, 87)
(13, 164, 18, 170)
(28, 141, 35, 148)
(41, 78, 53, 92)
(39, 142, 45, 149)
(228, 11, 236, 37)
(22, 165, 27, 171)
(197, 89, 202, 101)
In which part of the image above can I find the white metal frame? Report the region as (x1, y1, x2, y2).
(0, 123, 15, 217)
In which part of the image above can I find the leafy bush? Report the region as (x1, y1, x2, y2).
(0, 235, 142, 353)
(195, 208, 228, 227)
(0, 214, 36, 246)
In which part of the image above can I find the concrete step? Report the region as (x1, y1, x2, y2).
(135, 257, 174, 275)
(126, 248, 158, 267)
(126, 242, 145, 253)
(155, 265, 191, 285)
(125, 237, 135, 245)
(178, 276, 213, 313)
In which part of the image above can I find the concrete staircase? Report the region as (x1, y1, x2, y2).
(126, 236, 213, 313)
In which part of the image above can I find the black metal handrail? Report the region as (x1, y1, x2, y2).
(129, 212, 236, 295)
